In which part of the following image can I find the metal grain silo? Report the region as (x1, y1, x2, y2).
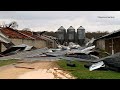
(77, 26, 86, 46)
(56, 26, 66, 45)
(67, 26, 75, 43)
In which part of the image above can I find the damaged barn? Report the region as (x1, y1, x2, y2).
(0, 27, 58, 52)
(94, 29, 120, 55)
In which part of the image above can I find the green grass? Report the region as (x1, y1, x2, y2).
(96, 49, 110, 58)
(0, 59, 18, 67)
(57, 60, 120, 79)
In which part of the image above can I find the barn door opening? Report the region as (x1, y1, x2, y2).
(105, 39, 112, 54)
(113, 37, 120, 54)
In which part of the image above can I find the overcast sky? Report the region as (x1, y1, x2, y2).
(0, 11, 120, 32)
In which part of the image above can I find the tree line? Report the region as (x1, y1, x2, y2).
(44, 31, 109, 39)
(0, 21, 109, 39)
(85, 31, 109, 39)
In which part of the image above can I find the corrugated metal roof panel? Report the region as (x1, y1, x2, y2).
(0, 28, 32, 39)
(19, 31, 47, 41)
(0, 28, 47, 41)
(0, 31, 10, 43)
(95, 29, 120, 41)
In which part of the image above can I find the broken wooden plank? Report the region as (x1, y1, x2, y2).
(14, 66, 35, 69)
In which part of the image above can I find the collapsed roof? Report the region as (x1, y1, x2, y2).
(95, 29, 120, 41)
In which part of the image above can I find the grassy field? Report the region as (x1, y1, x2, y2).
(0, 59, 18, 67)
(57, 60, 120, 79)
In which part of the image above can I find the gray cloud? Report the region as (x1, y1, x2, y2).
(0, 11, 120, 32)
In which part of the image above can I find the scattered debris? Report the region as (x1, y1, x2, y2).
(80, 45, 95, 53)
(85, 38, 95, 47)
(84, 52, 120, 72)
(67, 61, 76, 67)
(68, 42, 81, 49)
(65, 52, 98, 60)
(14, 65, 35, 69)
(0, 44, 36, 57)
(0, 47, 23, 56)
(0, 30, 11, 43)
(12, 44, 35, 51)
(89, 61, 105, 71)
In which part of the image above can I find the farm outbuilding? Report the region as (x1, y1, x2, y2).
(94, 30, 120, 55)
(0, 27, 57, 52)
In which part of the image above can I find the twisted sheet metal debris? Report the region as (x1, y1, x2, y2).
(84, 52, 120, 72)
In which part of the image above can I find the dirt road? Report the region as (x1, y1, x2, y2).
(0, 60, 75, 79)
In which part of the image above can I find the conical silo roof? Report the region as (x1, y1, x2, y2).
(58, 26, 66, 30)
(67, 26, 75, 30)
(77, 26, 85, 30)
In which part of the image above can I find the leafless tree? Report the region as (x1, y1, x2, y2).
(8, 21, 18, 29)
